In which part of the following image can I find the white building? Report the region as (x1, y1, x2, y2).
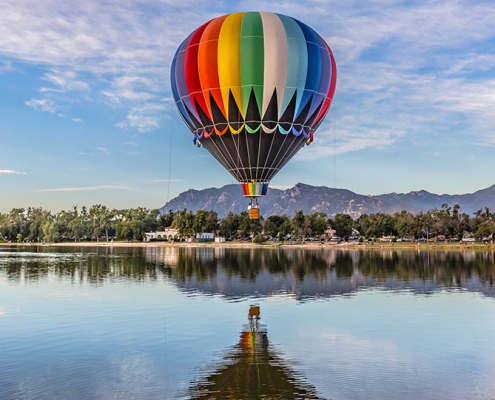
(144, 227, 179, 242)
(196, 232, 214, 242)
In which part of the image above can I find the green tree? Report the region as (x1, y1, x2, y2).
(263, 215, 291, 239)
(475, 220, 495, 239)
(26, 207, 51, 242)
(2, 208, 28, 242)
(66, 207, 85, 241)
(220, 212, 240, 239)
(89, 204, 114, 241)
(115, 220, 131, 241)
(42, 218, 63, 242)
(237, 211, 262, 238)
(364, 212, 394, 239)
(205, 210, 219, 233)
(158, 210, 175, 230)
(392, 210, 415, 238)
(292, 210, 311, 243)
(193, 210, 210, 235)
(309, 212, 328, 237)
(331, 213, 353, 239)
(278, 218, 292, 242)
(172, 209, 195, 240)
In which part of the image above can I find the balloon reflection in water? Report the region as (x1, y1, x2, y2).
(187, 305, 323, 399)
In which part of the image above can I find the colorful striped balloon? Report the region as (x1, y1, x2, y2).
(171, 11, 336, 195)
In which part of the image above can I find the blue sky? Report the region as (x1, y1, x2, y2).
(1, 0, 495, 213)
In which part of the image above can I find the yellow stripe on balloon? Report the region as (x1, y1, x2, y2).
(218, 12, 245, 119)
(229, 123, 245, 134)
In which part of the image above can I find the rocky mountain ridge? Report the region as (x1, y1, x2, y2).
(159, 183, 495, 218)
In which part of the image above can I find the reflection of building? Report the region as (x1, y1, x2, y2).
(187, 305, 323, 399)
(144, 228, 178, 241)
(144, 247, 178, 266)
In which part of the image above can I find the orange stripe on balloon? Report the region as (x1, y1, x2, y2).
(214, 126, 229, 135)
(198, 15, 228, 119)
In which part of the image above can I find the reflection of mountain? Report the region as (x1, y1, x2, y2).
(186, 306, 323, 399)
(165, 247, 495, 300)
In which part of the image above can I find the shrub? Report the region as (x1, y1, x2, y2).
(253, 234, 265, 244)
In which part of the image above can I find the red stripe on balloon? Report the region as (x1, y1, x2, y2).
(184, 21, 211, 122)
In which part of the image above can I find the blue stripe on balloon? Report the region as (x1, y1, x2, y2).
(277, 14, 307, 119)
(170, 49, 194, 129)
(174, 32, 200, 124)
(293, 20, 322, 118)
(309, 33, 331, 119)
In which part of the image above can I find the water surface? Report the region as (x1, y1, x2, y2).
(1, 246, 494, 399)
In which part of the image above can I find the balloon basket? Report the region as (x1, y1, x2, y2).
(248, 207, 260, 220)
(248, 198, 260, 220)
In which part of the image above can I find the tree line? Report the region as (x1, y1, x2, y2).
(0, 203, 494, 243)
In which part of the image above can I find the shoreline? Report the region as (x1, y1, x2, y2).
(1, 240, 493, 251)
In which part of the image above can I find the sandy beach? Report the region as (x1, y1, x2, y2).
(2, 240, 493, 251)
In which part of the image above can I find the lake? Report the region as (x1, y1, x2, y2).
(1, 245, 494, 399)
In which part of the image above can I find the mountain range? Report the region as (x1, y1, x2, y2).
(159, 183, 495, 218)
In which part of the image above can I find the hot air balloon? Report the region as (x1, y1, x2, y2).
(171, 12, 336, 219)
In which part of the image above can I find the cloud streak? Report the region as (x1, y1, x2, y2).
(0, 169, 25, 175)
(24, 98, 57, 113)
(39, 185, 131, 192)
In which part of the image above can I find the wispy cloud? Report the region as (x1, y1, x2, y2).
(270, 185, 295, 190)
(116, 102, 166, 133)
(42, 70, 89, 91)
(39, 185, 131, 192)
(24, 98, 57, 113)
(0, 60, 15, 73)
(0, 169, 26, 175)
(153, 179, 181, 183)
(77, 145, 111, 156)
(2, 0, 495, 147)
(77, 151, 96, 156)
(97, 146, 110, 155)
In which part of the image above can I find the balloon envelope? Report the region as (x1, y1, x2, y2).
(171, 12, 336, 196)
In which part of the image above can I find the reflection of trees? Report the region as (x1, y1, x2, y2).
(174, 248, 218, 282)
(217, 248, 335, 281)
(1, 246, 494, 299)
(355, 250, 495, 290)
(0, 246, 170, 285)
(171, 248, 495, 299)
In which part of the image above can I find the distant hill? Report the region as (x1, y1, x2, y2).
(159, 183, 495, 219)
